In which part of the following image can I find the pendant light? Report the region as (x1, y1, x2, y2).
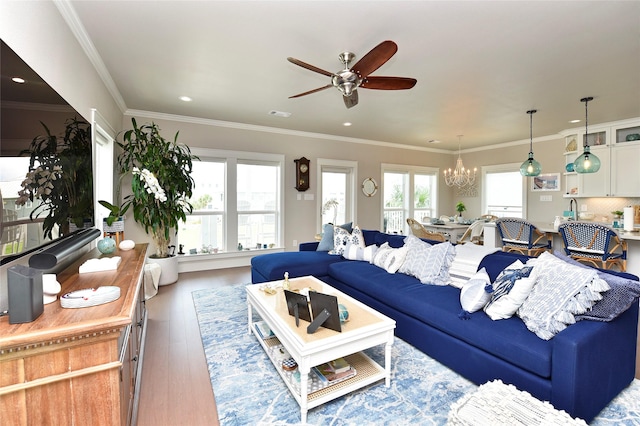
(520, 109, 542, 176)
(573, 96, 601, 173)
(444, 135, 476, 187)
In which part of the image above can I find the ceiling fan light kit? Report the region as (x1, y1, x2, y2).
(287, 40, 417, 109)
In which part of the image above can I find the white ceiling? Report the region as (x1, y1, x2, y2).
(66, 0, 640, 151)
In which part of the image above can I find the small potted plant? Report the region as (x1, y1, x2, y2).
(456, 202, 466, 222)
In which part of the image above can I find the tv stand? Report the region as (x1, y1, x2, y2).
(0, 244, 148, 425)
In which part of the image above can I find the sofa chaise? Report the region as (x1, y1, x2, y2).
(251, 229, 639, 422)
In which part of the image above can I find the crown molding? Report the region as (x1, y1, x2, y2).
(54, 0, 127, 113)
(124, 109, 454, 154)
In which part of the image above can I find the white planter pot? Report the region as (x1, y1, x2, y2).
(147, 255, 179, 286)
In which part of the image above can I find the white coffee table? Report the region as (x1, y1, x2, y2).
(246, 275, 396, 423)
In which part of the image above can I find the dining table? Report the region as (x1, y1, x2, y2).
(420, 222, 470, 242)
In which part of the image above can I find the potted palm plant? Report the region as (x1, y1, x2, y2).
(115, 118, 198, 284)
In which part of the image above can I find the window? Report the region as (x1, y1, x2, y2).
(381, 164, 438, 233)
(237, 161, 279, 249)
(182, 149, 283, 254)
(317, 159, 357, 230)
(482, 163, 526, 218)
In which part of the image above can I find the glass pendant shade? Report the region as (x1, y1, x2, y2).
(573, 146, 601, 173)
(575, 96, 601, 174)
(520, 109, 541, 176)
(520, 153, 542, 176)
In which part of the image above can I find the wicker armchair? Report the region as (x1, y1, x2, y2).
(457, 219, 486, 245)
(558, 222, 627, 271)
(495, 217, 551, 257)
(407, 218, 446, 242)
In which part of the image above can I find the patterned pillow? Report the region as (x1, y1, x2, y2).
(372, 242, 409, 273)
(399, 235, 455, 286)
(317, 222, 353, 251)
(553, 251, 640, 322)
(459, 268, 492, 315)
(342, 243, 378, 262)
(517, 252, 610, 340)
(484, 260, 537, 320)
(329, 225, 364, 256)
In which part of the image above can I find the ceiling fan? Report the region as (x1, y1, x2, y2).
(287, 40, 417, 109)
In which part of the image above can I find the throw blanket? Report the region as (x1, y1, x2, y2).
(449, 243, 500, 288)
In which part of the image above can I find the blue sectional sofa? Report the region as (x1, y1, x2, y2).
(251, 229, 639, 422)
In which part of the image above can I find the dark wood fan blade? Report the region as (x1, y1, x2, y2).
(289, 84, 333, 98)
(361, 76, 417, 90)
(351, 40, 398, 77)
(287, 57, 333, 77)
(343, 91, 358, 109)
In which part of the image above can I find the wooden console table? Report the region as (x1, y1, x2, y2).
(0, 244, 148, 425)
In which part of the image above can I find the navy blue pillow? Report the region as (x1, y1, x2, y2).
(316, 222, 353, 251)
(553, 251, 640, 322)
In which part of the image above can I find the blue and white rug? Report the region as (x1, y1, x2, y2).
(193, 284, 640, 425)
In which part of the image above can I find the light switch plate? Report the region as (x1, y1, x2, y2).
(540, 195, 552, 202)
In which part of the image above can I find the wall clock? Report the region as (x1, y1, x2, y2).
(362, 177, 378, 197)
(294, 157, 310, 191)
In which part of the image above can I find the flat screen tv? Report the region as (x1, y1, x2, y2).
(0, 39, 95, 267)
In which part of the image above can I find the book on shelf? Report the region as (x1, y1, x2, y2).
(312, 359, 356, 383)
(254, 321, 275, 339)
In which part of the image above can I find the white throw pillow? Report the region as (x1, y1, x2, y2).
(399, 235, 455, 286)
(372, 242, 409, 274)
(329, 225, 365, 256)
(484, 260, 537, 320)
(459, 268, 492, 314)
(342, 243, 378, 262)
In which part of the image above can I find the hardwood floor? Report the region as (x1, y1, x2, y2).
(136, 267, 640, 425)
(136, 266, 251, 426)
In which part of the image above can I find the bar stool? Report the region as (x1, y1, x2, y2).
(558, 221, 627, 272)
(495, 217, 551, 257)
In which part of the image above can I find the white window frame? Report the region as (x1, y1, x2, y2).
(91, 109, 116, 232)
(190, 148, 285, 251)
(316, 158, 357, 232)
(381, 163, 439, 233)
(481, 163, 527, 219)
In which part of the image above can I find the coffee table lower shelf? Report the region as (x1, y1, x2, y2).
(254, 331, 387, 414)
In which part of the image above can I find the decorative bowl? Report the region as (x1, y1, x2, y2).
(626, 133, 640, 141)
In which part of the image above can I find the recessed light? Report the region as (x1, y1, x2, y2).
(343, 122, 352, 127)
(268, 110, 291, 118)
(570, 119, 581, 123)
(11, 77, 25, 84)
(179, 96, 192, 102)
(427, 139, 441, 144)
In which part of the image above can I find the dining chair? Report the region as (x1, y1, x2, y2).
(407, 218, 446, 242)
(480, 214, 498, 222)
(495, 217, 552, 257)
(558, 222, 627, 271)
(457, 219, 486, 245)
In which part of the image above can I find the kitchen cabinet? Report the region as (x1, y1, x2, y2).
(562, 119, 640, 198)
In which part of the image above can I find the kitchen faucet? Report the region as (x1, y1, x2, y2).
(569, 198, 578, 220)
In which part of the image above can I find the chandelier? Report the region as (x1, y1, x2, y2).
(444, 135, 476, 187)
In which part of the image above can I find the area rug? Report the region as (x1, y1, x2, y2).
(193, 284, 640, 425)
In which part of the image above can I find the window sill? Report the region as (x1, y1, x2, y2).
(177, 247, 284, 273)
